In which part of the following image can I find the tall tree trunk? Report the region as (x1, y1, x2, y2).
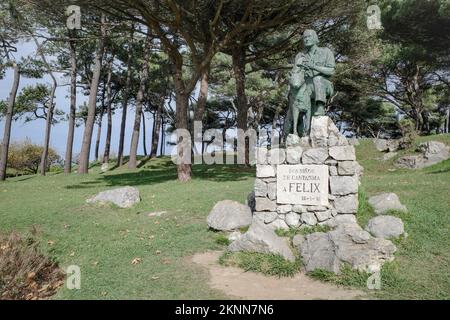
(173, 62, 192, 182)
(117, 27, 134, 167)
(232, 46, 249, 166)
(95, 104, 104, 162)
(151, 100, 163, 158)
(142, 111, 148, 156)
(191, 66, 210, 149)
(64, 35, 77, 174)
(39, 74, 57, 176)
(78, 14, 106, 174)
(129, 33, 151, 169)
(102, 55, 114, 164)
(0, 63, 20, 181)
(160, 116, 165, 157)
(446, 106, 450, 134)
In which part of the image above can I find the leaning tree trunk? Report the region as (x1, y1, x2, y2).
(78, 14, 106, 174)
(64, 35, 77, 174)
(232, 46, 249, 166)
(151, 100, 163, 158)
(103, 55, 114, 164)
(117, 28, 134, 167)
(39, 74, 57, 176)
(129, 33, 151, 169)
(0, 63, 20, 181)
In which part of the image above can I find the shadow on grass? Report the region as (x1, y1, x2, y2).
(65, 158, 255, 190)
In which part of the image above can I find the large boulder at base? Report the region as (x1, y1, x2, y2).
(207, 200, 252, 231)
(300, 222, 396, 274)
(366, 216, 405, 239)
(87, 186, 140, 208)
(368, 193, 407, 215)
(228, 219, 295, 262)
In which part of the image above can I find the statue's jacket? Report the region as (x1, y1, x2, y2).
(289, 46, 336, 110)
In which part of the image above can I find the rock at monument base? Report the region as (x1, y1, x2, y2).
(329, 146, 356, 161)
(285, 212, 301, 227)
(286, 147, 303, 164)
(286, 134, 301, 147)
(368, 193, 407, 215)
(254, 211, 278, 224)
(228, 231, 243, 242)
(333, 194, 359, 214)
(101, 163, 109, 172)
(366, 216, 405, 239)
(300, 222, 397, 274)
(268, 148, 286, 165)
(322, 214, 357, 228)
(256, 165, 276, 178)
(301, 232, 340, 273)
(301, 148, 329, 164)
(330, 176, 358, 196)
(255, 197, 277, 212)
(254, 179, 268, 197)
(228, 219, 296, 262)
(87, 186, 141, 208)
(207, 200, 253, 231)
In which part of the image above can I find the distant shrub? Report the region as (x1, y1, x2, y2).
(3, 139, 61, 174)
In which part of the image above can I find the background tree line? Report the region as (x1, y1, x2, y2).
(0, 0, 449, 181)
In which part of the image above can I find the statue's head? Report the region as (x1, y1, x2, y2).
(303, 29, 319, 48)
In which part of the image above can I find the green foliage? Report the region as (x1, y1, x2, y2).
(219, 252, 301, 278)
(356, 189, 377, 227)
(215, 234, 231, 246)
(3, 139, 61, 174)
(308, 264, 371, 289)
(8, 84, 65, 123)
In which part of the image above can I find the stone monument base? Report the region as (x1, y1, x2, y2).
(254, 116, 363, 229)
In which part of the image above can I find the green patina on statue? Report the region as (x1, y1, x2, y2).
(285, 29, 336, 137)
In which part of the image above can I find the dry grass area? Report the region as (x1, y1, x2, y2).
(0, 229, 65, 300)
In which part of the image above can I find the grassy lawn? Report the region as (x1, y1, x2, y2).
(1, 134, 449, 299)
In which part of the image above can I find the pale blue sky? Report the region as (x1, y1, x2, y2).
(0, 41, 162, 161)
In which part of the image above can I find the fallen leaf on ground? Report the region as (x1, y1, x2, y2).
(148, 211, 167, 217)
(131, 258, 142, 265)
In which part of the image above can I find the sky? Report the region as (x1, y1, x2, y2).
(0, 40, 165, 162)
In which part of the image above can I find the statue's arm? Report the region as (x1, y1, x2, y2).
(308, 49, 336, 76)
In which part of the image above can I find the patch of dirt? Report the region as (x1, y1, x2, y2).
(192, 251, 366, 300)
